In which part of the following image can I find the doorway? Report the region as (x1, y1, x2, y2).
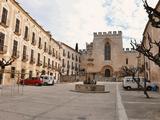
(105, 69, 110, 77)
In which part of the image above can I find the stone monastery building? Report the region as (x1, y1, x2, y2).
(80, 31, 138, 81)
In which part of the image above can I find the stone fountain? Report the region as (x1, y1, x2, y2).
(74, 77, 108, 93)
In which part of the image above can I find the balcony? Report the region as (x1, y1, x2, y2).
(36, 60, 42, 66)
(30, 58, 35, 64)
(0, 45, 7, 54)
(22, 54, 29, 62)
(11, 51, 20, 59)
(31, 40, 36, 46)
(14, 29, 21, 36)
(0, 19, 9, 28)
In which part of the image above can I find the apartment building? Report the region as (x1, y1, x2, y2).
(0, 0, 61, 84)
(60, 42, 80, 76)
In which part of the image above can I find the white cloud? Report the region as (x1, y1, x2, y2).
(104, 0, 159, 48)
(16, 0, 159, 49)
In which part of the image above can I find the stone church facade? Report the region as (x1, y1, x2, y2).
(80, 31, 138, 81)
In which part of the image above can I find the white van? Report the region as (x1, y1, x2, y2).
(122, 76, 151, 90)
(40, 75, 55, 86)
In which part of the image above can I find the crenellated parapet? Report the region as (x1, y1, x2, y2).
(123, 48, 137, 53)
(93, 31, 122, 37)
(79, 49, 87, 54)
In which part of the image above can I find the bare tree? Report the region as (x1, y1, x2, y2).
(0, 58, 15, 84)
(119, 66, 149, 98)
(131, 33, 160, 67)
(0, 58, 14, 70)
(143, 0, 160, 28)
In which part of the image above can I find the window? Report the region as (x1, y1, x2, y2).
(32, 32, 35, 43)
(29, 71, 32, 79)
(44, 42, 46, 50)
(38, 37, 41, 48)
(12, 40, 18, 56)
(52, 60, 54, 68)
(21, 69, 25, 79)
(24, 26, 28, 39)
(72, 54, 74, 60)
(43, 56, 46, 66)
(63, 49, 65, 56)
(62, 59, 65, 67)
(48, 58, 50, 66)
(10, 67, 15, 78)
(67, 61, 70, 68)
(56, 51, 58, 58)
(52, 48, 55, 56)
(126, 58, 128, 65)
(22, 45, 27, 57)
(104, 42, 111, 60)
(15, 18, 20, 33)
(0, 32, 5, 51)
(37, 53, 40, 64)
(55, 62, 57, 68)
(31, 49, 34, 59)
(1, 7, 8, 25)
(68, 51, 70, 58)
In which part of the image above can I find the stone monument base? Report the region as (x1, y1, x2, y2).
(74, 84, 109, 93)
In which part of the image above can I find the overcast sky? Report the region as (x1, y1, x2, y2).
(16, 0, 158, 49)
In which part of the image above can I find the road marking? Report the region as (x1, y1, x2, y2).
(116, 84, 128, 120)
(124, 101, 160, 104)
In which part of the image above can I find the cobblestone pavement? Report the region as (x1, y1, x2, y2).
(0, 82, 119, 120)
(0, 82, 159, 120)
(119, 83, 160, 120)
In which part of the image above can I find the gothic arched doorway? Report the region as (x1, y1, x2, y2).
(105, 69, 111, 77)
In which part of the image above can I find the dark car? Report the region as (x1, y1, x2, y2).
(19, 77, 43, 86)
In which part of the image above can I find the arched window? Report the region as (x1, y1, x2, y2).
(105, 42, 111, 60)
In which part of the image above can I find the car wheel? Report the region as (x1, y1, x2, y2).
(147, 86, 152, 91)
(127, 86, 131, 90)
(52, 81, 54, 85)
(44, 82, 48, 86)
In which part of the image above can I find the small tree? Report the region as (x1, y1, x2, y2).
(0, 58, 14, 71)
(0, 58, 14, 84)
(119, 66, 149, 98)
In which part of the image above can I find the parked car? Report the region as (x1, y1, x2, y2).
(19, 77, 43, 86)
(122, 76, 152, 90)
(40, 75, 54, 86)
